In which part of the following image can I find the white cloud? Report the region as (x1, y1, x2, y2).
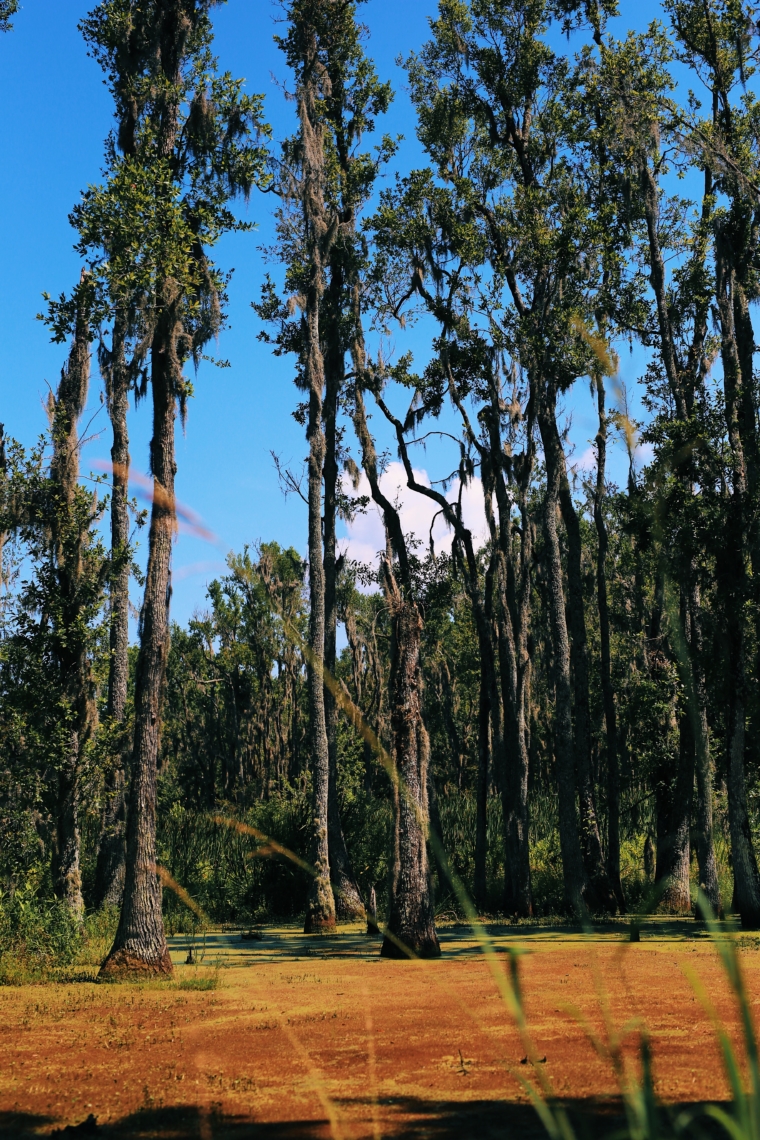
(339, 461, 490, 567)
(571, 445, 597, 473)
(635, 441, 654, 467)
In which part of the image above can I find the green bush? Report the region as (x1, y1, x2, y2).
(0, 886, 83, 982)
(158, 788, 394, 926)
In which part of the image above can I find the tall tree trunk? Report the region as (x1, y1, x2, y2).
(53, 739, 84, 920)
(490, 476, 532, 918)
(100, 302, 177, 978)
(640, 158, 719, 916)
(715, 236, 760, 928)
(323, 265, 364, 922)
(94, 313, 130, 909)
(381, 575, 440, 960)
(531, 378, 615, 911)
(687, 582, 721, 916)
(302, 242, 336, 934)
(290, 16, 338, 934)
(352, 368, 439, 958)
(593, 378, 625, 911)
(537, 386, 587, 917)
(49, 282, 93, 920)
(377, 385, 517, 917)
(502, 504, 533, 919)
(558, 461, 616, 913)
(719, 506, 760, 926)
(654, 591, 693, 914)
(474, 658, 490, 909)
(485, 377, 532, 918)
(485, 533, 519, 916)
(646, 566, 691, 914)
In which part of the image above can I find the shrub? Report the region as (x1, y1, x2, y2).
(0, 886, 83, 983)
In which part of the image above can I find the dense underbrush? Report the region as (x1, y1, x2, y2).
(0, 790, 735, 983)
(0, 889, 118, 984)
(156, 791, 735, 926)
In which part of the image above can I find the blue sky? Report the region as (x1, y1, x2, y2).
(0, 0, 674, 629)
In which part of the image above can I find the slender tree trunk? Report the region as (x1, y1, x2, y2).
(323, 266, 364, 922)
(645, 560, 689, 912)
(289, 18, 338, 934)
(505, 506, 533, 918)
(100, 305, 177, 978)
(537, 387, 587, 916)
(531, 377, 614, 911)
(558, 462, 616, 913)
(593, 378, 625, 911)
(491, 503, 532, 918)
(642, 158, 720, 916)
(302, 262, 336, 934)
(381, 577, 440, 959)
(472, 539, 499, 910)
(688, 582, 721, 916)
(474, 660, 490, 908)
(95, 314, 130, 909)
(53, 737, 84, 919)
(352, 368, 439, 958)
(726, 645, 760, 926)
(49, 283, 93, 921)
(654, 593, 694, 914)
(486, 379, 532, 918)
(720, 516, 760, 926)
(492, 559, 525, 916)
(715, 239, 760, 928)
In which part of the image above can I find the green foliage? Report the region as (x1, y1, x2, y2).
(160, 543, 309, 806)
(57, 0, 272, 416)
(0, 888, 117, 983)
(158, 785, 394, 926)
(0, 893, 117, 984)
(0, 885, 83, 981)
(159, 798, 312, 925)
(0, 431, 109, 889)
(0, 0, 18, 33)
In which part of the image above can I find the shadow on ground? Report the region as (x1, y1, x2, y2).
(0, 1097, 726, 1139)
(167, 916, 738, 969)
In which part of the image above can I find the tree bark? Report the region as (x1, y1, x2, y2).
(537, 386, 587, 916)
(558, 455, 616, 913)
(654, 595, 694, 915)
(100, 302, 177, 978)
(593, 378, 625, 911)
(49, 283, 93, 921)
(639, 157, 724, 916)
(381, 580, 440, 959)
(352, 372, 439, 958)
(687, 582, 721, 916)
(323, 264, 364, 922)
(377, 384, 525, 917)
(488, 504, 528, 917)
(94, 313, 130, 909)
(484, 378, 533, 918)
(53, 737, 84, 920)
(473, 656, 490, 908)
(499, 510, 533, 918)
(715, 234, 760, 928)
(302, 237, 336, 934)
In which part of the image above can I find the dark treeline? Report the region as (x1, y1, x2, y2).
(3, 0, 760, 974)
